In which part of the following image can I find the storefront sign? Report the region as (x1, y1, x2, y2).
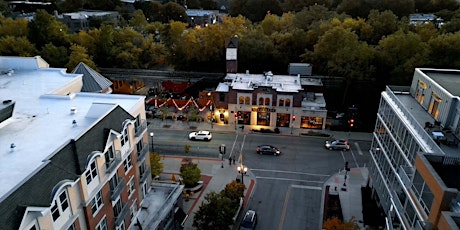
(252, 107, 276, 112)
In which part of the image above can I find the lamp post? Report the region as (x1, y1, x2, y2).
(208, 92, 214, 129)
(237, 164, 248, 184)
(150, 132, 154, 152)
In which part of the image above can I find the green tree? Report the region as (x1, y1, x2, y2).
(27, 9, 70, 49)
(129, 10, 149, 33)
(150, 152, 163, 178)
(336, 0, 373, 18)
(180, 162, 201, 187)
(366, 10, 399, 44)
(0, 17, 28, 37)
(93, 24, 114, 67)
(65, 44, 97, 72)
(427, 32, 460, 68)
(40, 43, 68, 67)
(162, 2, 187, 23)
(376, 30, 430, 84)
(0, 36, 37, 56)
(192, 192, 235, 230)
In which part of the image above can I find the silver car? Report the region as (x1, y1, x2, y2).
(325, 140, 350, 151)
(188, 130, 212, 141)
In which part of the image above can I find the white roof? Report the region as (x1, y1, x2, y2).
(0, 56, 144, 198)
(225, 72, 302, 92)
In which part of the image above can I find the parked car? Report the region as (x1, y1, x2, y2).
(325, 140, 350, 151)
(188, 130, 212, 141)
(256, 145, 281, 156)
(240, 210, 257, 230)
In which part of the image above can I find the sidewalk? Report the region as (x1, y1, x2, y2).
(150, 118, 373, 229)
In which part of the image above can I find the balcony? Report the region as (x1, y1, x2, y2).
(114, 202, 129, 227)
(135, 120, 147, 137)
(140, 167, 151, 184)
(137, 142, 149, 162)
(106, 150, 122, 173)
(110, 177, 126, 201)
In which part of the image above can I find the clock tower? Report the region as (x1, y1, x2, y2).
(225, 35, 238, 73)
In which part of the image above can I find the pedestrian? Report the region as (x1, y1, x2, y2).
(229, 157, 232, 165)
(232, 156, 236, 165)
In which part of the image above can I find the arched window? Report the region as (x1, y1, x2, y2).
(265, 98, 270, 105)
(279, 98, 284, 107)
(259, 97, 264, 105)
(245, 96, 250, 105)
(285, 99, 291, 107)
(239, 96, 244, 104)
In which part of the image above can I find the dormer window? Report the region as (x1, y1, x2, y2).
(121, 128, 129, 146)
(51, 190, 70, 221)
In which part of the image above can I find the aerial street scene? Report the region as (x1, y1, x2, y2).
(0, 0, 460, 229)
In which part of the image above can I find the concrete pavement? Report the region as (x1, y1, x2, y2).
(150, 118, 373, 229)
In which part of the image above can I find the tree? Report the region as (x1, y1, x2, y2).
(180, 162, 201, 187)
(0, 36, 37, 56)
(220, 181, 245, 202)
(192, 192, 235, 230)
(65, 44, 97, 72)
(40, 43, 68, 67)
(427, 32, 460, 68)
(0, 17, 28, 37)
(366, 10, 399, 45)
(162, 2, 187, 23)
(27, 10, 70, 49)
(150, 152, 163, 178)
(322, 216, 360, 230)
(129, 10, 149, 33)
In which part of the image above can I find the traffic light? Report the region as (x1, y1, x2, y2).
(292, 115, 296, 121)
(349, 118, 354, 127)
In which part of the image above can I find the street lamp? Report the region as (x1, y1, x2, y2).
(237, 165, 248, 184)
(150, 132, 154, 152)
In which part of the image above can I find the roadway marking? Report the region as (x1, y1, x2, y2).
(354, 142, 363, 155)
(251, 169, 330, 177)
(291, 184, 322, 190)
(255, 176, 325, 184)
(278, 186, 291, 230)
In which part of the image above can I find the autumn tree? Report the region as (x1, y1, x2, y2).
(323, 216, 360, 230)
(220, 180, 245, 202)
(65, 44, 97, 72)
(27, 10, 70, 49)
(193, 192, 235, 230)
(150, 152, 163, 178)
(180, 162, 201, 187)
(0, 36, 37, 56)
(427, 31, 460, 68)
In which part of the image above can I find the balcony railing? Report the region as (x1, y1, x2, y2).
(114, 202, 129, 227)
(137, 142, 149, 162)
(110, 177, 126, 201)
(106, 150, 122, 173)
(135, 120, 147, 137)
(140, 167, 151, 184)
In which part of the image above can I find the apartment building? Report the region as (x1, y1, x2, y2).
(0, 56, 184, 230)
(369, 68, 460, 230)
(210, 70, 327, 130)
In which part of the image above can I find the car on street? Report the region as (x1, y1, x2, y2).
(188, 130, 212, 141)
(256, 145, 281, 156)
(325, 140, 350, 151)
(240, 210, 257, 230)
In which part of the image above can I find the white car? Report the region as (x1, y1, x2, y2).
(188, 130, 212, 141)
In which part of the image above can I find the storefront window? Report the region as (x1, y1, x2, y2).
(276, 113, 290, 127)
(257, 112, 270, 126)
(301, 116, 323, 129)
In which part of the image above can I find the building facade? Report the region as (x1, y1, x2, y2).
(209, 71, 327, 131)
(369, 68, 460, 230)
(0, 56, 184, 230)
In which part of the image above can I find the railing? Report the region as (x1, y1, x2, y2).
(114, 202, 129, 227)
(385, 86, 443, 154)
(110, 177, 126, 201)
(135, 120, 147, 137)
(105, 150, 122, 173)
(140, 167, 151, 184)
(137, 142, 149, 162)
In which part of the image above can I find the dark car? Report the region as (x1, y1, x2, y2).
(256, 145, 281, 156)
(240, 210, 257, 230)
(325, 140, 350, 151)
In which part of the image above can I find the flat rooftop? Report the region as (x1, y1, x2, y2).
(0, 56, 144, 200)
(389, 86, 458, 157)
(421, 69, 460, 97)
(224, 72, 303, 92)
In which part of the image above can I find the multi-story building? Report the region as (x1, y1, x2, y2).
(209, 70, 327, 131)
(0, 56, 184, 230)
(369, 68, 460, 229)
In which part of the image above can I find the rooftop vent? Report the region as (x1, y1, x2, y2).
(70, 107, 77, 114)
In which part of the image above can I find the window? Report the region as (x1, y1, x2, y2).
(130, 201, 138, 220)
(124, 155, 133, 173)
(86, 161, 98, 184)
(127, 176, 135, 197)
(121, 128, 129, 146)
(91, 191, 104, 215)
(265, 98, 270, 105)
(258, 98, 264, 105)
(109, 174, 120, 191)
(51, 190, 70, 221)
(279, 98, 284, 107)
(245, 96, 250, 105)
(113, 199, 123, 217)
(285, 99, 291, 107)
(239, 96, 244, 104)
(219, 93, 225, 102)
(105, 147, 114, 164)
(96, 217, 107, 230)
